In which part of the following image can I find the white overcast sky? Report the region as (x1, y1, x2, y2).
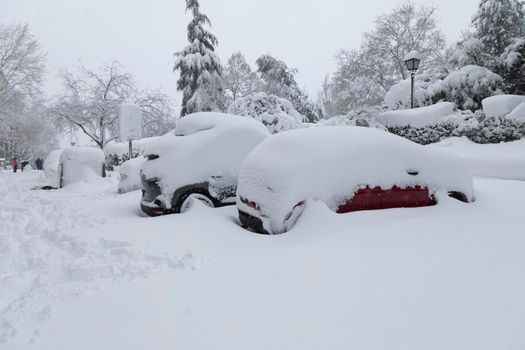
(2, 0, 480, 110)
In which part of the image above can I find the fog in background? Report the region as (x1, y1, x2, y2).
(2, 0, 479, 111)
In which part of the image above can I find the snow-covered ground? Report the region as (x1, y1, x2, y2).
(431, 137, 525, 180)
(1, 167, 525, 349)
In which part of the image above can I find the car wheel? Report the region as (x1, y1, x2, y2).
(178, 192, 215, 213)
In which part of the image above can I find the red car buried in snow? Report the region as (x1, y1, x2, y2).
(236, 126, 474, 235)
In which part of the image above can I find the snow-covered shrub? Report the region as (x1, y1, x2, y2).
(377, 102, 458, 128)
(227, 92, 304, 134)
(384, 73, 445, 110)
(388, 109, 525, 144)
(461, 113, 525, 143)
(105, 137, 159, 170)
(319, 107, 387, 131)
(440, 65, 502, 111)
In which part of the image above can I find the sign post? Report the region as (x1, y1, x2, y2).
(118, 104, 143, 160)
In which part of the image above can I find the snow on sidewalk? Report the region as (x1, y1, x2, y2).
(0, 171, 194, 345)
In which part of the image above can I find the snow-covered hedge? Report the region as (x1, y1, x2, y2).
(377, 102, 458, 128)
(227, 92, 305, 134)
(388, 110, 525, 144)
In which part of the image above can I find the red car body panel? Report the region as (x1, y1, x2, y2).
(336, 185, 436, 213)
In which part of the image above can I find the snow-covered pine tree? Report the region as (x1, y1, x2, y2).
(174, 0, 224, 116)
(472, 0, 525, 58)
(256, 54, 322, 122)
(499, 38, 525, 94)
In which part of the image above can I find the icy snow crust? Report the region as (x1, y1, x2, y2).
(482, 94, 525, 118)
(141, 112, 270, 207)
(377, 102, 457, 128)
(59, 147, 105, 187)
(237, 126, 474, 234)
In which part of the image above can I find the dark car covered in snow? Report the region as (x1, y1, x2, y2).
(140, 112, 269, 216)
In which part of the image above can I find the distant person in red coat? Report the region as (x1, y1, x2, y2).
(12, 157, 18, 173)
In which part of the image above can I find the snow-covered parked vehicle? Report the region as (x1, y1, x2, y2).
(118, 156, 146, 194)
(58, 147, 106, 188)
(140, 112, 270, 216)
(43, 149, 63, 188)
(237, 126, 475, 235)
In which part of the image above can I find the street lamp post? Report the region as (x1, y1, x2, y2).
(403, 50, 422, 109)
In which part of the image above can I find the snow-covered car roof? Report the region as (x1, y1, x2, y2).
(141, 112, 270, 206)
(237, 126, 474, 234)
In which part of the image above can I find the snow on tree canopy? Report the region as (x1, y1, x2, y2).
(141, 112, 269, 208)
(174, 0, 224, 116)
(482, 94, 525, 118)
(376, 102, 457, 128)
(227, 92, 304, 134)
(236, 126, 474, 235)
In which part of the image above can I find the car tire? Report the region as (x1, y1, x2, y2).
(174, 187, 217, 213)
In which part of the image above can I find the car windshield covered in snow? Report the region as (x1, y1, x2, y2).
(140, 112, 270, 216)
(237, 126, 474, 234)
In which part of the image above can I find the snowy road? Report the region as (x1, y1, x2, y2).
(1, 170, 525, 349)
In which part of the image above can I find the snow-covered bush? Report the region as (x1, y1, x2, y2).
(118, 156, 146, 194)
(440, 65, 502, 111)
(384, 73, 445, 110)
(319, 107, 387, 131)
(105, 137, 159, 170)
(227, 92, 304, 134)
(377, 102, 458, 128)
(388, 110, 525, 144)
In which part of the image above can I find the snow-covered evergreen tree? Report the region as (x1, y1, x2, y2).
(255, 55, 322, 123)
(472, 0, 525, 58)
(174, 0, 224, 116)
(499, 38, 525, 94)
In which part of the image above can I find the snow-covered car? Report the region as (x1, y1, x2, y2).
(58, 147, 106, 188)
(44, 149, 63, 187)
(140, 112, 270, 216)
(237, 126, 475, 235)
(118, 156, 146, 194)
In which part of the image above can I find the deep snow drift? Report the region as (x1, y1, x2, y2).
(2, 156, 525, 349)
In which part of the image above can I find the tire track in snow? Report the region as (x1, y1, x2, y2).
(0, 172, 195, 345)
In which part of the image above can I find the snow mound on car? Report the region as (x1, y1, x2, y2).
(141, 112, 270, 207)
(237, 126, 474, 234)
